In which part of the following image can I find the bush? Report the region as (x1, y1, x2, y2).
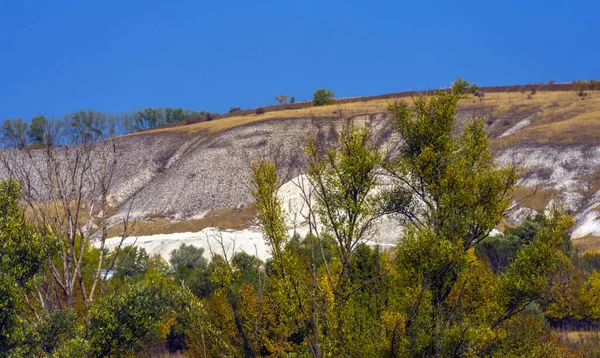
(576, 79, 588, 97)
(229, 107, 241, 113)
(255, 107, 265, 115)
(290, 96, 295, 104)
(451, 77, 470, 94)
(312, 89, 335, 106)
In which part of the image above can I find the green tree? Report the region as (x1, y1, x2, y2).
(385, 91, 570, 356)
(451, 76, 471, 94)
(28, 115, 48, 145)
(113, 246, 149, 280)
(312, 88, 335, 106)
(170, 243, 208, 271)
(1, 118, 28, 148)
(252, 123, 387, 356)
(0, 180, 54, 354)
(232, 251, 263, 289)
(63, 110, 108, 143)
(87, 278, 177, 357)
(133, 108, 163, 130)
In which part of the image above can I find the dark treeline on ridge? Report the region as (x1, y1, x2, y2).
(1, 107, 219, 148)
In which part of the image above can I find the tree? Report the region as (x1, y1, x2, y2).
(290, 96, 295, 104)
(170, 244, 208, 271)
(248, 90, 572, 357)
(252, 122, 388, 356)
(451, 76, 471, 94)
(384, 91, 570, 356)
(275, 94, 289, 104)
(63, 110, 108, 144)
(1, 118, 28, 148)
(312, 89, 335, 106)
(113, 246, 149, 280)
(582, 270, 600, 319)
(0, 131, 134, 316)
(0, 180, 54, 354)
(87, 279, 177, 356)
(232, 251, 263, 288)
(28, 115, 48, 145)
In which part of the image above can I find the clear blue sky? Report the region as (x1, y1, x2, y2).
(1, 0, 598, 120)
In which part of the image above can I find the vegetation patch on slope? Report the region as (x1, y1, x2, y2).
(108, 204, 257, 237)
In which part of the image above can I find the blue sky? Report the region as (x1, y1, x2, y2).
(1, 0, 598, 120)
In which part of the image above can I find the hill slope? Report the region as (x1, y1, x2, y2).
(10, 88, 600, 250)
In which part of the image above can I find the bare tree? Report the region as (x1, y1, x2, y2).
(0, 124, 134, 316)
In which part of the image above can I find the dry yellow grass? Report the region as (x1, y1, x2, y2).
(107, 204, 258, 237)
(135, 90, 600, 150)
(573, 236, 600, 253)
(481, 91, 600, 148)
(137, 98, 400, 136)
(512, 186, 561, 212)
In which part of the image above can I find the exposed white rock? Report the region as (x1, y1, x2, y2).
(499, 114, 534, 138)
(506, 206, 538, 226)
(572, 189, 600, 239)
(103, 227, 308, 262)
(495, 146, 600, 190)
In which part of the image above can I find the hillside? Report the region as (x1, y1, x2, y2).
(7, 87, 600, 252)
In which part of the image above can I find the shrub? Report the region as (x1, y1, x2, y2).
(290, 96, 295, 104)
(255, 107, 265, 115)
(451, 77, 470, 94)
(576, 79, 588, 97)
(312, 89, 335, 106)
(229, 107, 241, 113)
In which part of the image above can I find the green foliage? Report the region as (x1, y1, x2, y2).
(28, 115, 47, 145)
(170, 244, 213, 298)
(87, 278, 177, 357)
(476, 214, 543, 273)
(35, 309, 78, 354)
(232, 251, 263, 288)
(1, 118, 28, 148)
(312, 88, 335, 106)
(383, 91, 570, 356)
(1, 107, 214, 147)
(113, 246, 149, 280)
(170, 243, 208, 271)
(451, 76, 471, 94)
(229, 106, 242, 113)
(64, 109, 108, 143)
(0, 180, 54, 354)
